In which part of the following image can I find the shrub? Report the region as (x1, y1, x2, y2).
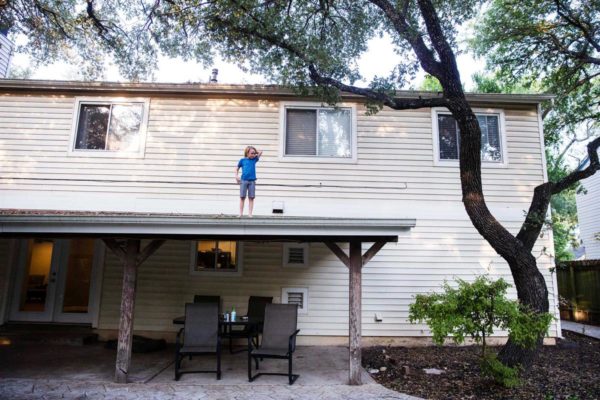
(409, 275, 553, 387)
(481, 353, 520, 388)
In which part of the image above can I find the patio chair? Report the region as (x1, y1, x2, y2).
(224, 296, 273, 353)
(175, 302, 221, 380)
(193, 295, 221, 314)
(248, 303, 300, 385)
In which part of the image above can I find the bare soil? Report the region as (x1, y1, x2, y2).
(362, 330, 600, 400)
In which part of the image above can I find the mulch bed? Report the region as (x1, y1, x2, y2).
(363, 330, 600, 400)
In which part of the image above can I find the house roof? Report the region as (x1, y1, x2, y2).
(0, 209, 415, 242)
(0, 79, 555, 105)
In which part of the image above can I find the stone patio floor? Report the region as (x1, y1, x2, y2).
(0, 341, 422, 400)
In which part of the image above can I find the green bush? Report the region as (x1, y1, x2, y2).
(408, 275, 553, 387)
(481, 353, 521, 388)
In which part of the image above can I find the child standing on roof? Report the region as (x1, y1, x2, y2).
(235, 146, 263, 217)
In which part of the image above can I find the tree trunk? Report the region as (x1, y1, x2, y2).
(498, 250, 549, 367)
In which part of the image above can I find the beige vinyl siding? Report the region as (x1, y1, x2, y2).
(576, 173, 600, 259)
(97, 218, 558, 338)
(0, 95, 545, 209)
(1, 90, 559, 338)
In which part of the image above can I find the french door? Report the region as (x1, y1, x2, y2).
(9, 238, 103, 324)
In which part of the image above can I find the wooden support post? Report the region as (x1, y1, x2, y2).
(115, 239, 141, 383)
(348, 240, 362, 385)
(324, 239, 389, 386)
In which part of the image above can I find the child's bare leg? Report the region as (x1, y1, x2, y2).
(248, 198, 254, 217)
(239, 198, 245, 216)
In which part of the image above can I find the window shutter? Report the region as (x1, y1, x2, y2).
(437, 114, 459, 160)
(285, 109, 317, 155)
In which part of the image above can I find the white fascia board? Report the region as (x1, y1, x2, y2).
(0, 214, 416, 238)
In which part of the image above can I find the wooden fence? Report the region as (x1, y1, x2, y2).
(556, 259, 600, 325)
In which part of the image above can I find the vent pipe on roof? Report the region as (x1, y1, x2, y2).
(209, 68, 218, 83)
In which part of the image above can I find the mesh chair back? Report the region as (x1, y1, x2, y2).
(260, 303, 298, 350)
(193, 295, 221, 314)
(247, 296, 273, 321)
(184, 302, 219, 349)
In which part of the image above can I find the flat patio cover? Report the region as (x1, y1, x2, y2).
(0, 209, 416, 385)
(0, 210, 416, 241)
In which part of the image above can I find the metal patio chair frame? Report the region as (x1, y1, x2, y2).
(247, 303, 300, 385)
(175, 302, 221, 381)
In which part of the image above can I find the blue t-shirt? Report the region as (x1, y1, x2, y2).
(237, 157, 259, 181)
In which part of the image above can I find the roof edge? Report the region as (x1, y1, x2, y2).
(0, 79, 555, 104)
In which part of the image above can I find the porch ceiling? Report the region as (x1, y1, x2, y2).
(0, 210, 415, 242)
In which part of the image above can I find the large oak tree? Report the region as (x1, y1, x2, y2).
(2, 0, 599, 367)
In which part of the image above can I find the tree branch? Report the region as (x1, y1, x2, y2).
(517, 136, 600, 251)
(308, 65, 448, 109)
(553, 136, 600, 193)
(367, 0, 443, 77)
(554, 0, 600, 53)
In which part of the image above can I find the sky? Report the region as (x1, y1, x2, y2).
(9, 34, 484, 90)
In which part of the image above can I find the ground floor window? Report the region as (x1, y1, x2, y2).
(190, 240, 242, 275)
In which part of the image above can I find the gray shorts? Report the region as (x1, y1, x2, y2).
(240, 180, 256, 199)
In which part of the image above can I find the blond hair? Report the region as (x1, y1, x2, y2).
(244, 146, 257, 157)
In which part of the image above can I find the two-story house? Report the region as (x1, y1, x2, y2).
(0, 79, 560, 349)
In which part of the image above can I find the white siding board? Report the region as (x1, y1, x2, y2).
(576, 172, 600, 259)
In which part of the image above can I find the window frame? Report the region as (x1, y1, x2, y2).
(431, 107, 508, 168)
(189, 240, 244, 277)
(279, 101, 358, 164)
(68, 97, 150, 158)
(282, 243, 310, 268)
(281, 287, 309, 314)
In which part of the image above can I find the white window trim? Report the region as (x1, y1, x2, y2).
(189, 241, 244, 277)
(68, 97, 150, 158)
(282, 243, 310, 268)
(279, 101, 358, 164)
(281, 287, 309, 314)
(431, 107, 508, 168)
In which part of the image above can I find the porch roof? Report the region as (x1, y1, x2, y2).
(0, 210, 415, 242)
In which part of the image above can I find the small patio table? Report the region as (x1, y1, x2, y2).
(173, 315, 260, 352)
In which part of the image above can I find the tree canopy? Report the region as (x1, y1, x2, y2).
(471, 0, 600, 261)
(471, 0, 599, 149)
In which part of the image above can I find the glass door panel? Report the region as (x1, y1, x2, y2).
(18, 239, 54, 312)
(10, 238, 100, 324)
(61, 239, 94, 314)
(10, 239, 59, 322)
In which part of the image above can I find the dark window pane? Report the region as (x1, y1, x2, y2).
(75, 105, 110, 150)
(286, 109, 317, 155)
(438, 114, 459, 160)
(195, 240, 238, 271)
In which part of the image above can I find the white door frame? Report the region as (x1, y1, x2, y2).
(9, 238, 103, 324)
(9, 239, 62, 322)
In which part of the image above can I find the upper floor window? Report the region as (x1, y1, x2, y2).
(70, 98, 149, 157)
(280, 103, 357, 163)
(190, 240, 243, 276)
(433, 109, 506, 166)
